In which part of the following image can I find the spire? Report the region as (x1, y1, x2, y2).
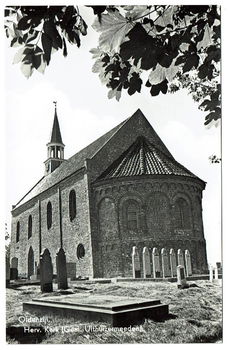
(44, 101, 65, 175)
(50, 101, 63, 144)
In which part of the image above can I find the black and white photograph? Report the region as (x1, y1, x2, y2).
(3, 2, 223, 345)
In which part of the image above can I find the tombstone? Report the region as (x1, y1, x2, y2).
(169, 248, 177, 277)
(216, 262, 222, 275)
(10, 257, 18, 280)
(152, 247, 161, 278)
(177, 265, 189, 289)
(161, 248, 171, 278)
(6, 255, 10, 287)
(40, 248, 53, 292)
(209, 265, 213, 282)
(142, 247, 151, 278)
(177, 249, 185, 269)
(214, 265, 218, 280)
(216, 262, 221, 269)
(132, 246, 141, 278)
(56, 248, 68, 289)
(185, 250, 192, 277)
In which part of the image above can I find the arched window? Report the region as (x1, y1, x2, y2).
(16, 221, 20, 243)
(28, 215, 32, 239)
(126, 200, 139, 230)
(174, 198, 191, 229)
(69, 189, 76, 221)
(77, 243, 85, 259)
(47, 201, 52, 230)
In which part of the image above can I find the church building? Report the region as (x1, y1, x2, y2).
(10, 107, 208, 279)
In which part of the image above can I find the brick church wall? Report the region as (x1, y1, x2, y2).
(61, 172, 93, 279)
(11, 201, 40, 277)
(11, 170, 94, 279)
(91, 175, 208, 277)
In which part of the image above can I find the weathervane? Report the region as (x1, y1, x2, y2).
(53, 101, 57, 111)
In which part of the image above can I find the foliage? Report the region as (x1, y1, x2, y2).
(5, 5, 221, 126)
(4, 6, 87, 77)
(209, 154, 221, 164)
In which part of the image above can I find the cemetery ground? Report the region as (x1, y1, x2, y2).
(6, 279, 222, 344)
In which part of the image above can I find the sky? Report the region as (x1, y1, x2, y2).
(3, 4, 222, 265)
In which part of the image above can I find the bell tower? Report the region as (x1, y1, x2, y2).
(44, 102, 65, 175)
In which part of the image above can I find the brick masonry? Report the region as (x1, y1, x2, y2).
(10, 110, 208, 279)
(91, 176, 207, 277)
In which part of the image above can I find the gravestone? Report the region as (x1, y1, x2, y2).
(177, 249, 185, 269)
(132, 246, 141, 278)
(161, 248, 171, 278)
(6, 256, 10, 287)
(214, 265, 218, 280)
(169, 248, 177, 277)
(40, 248, 53, 292)
(142, 247, 151, 278)
(56, 248, 68, 289)
(177, 265, 189, 289)
(209, 265, 213, 282)
(10, 257, 18, 280)
(152, 247, 161, 278)
(185, 250, 192, 277)
(216, 262, 221, 268)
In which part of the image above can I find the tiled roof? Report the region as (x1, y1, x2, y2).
(14, 117, 128, 208)
(97, 136, 198, 180)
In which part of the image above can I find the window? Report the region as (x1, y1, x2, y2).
(47, 201, 52, 229)
(174, 198, 191, 229)
(16, 221, 20, 243)
(69, 189, 76, 221)
(28, 215, 32, 239)
(126, 200, 139, 230)
(77, 244, 85, 259)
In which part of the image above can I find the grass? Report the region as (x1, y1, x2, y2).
(6, 279, 222, 344)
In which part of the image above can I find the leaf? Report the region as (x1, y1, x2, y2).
(108, 88, 116, 99)
(175, 54, 186, 66)
(61, 6, 76, 28)
(88, 5, 107, 23)
(10, 37, 18, 47)
(148, 66, 166, 85)
(155, 25, 165, 32)
(41, 32, 52, 65)
(89, 47, 102, 59)
(66, 29, 80, 47)
(13, 47, 26, 64)
(120, 23, 159, 70)
(126, 6, 149, 20)
(115, 90, 121, 101)
(43, 20, 62, 49)
(32, 47, 43, 69)
(150, 79, 168, 96)
(17, 16, 32, 30)
(63, 37, 67, 57)
(182, 54, 199, 73)
(204, 111, 220, 125)
(26, 30, 39, 44)
(79, 18, 87, 36)
(36, 55, 47, 74)
(92, 9, 134, 51)
(128, 72, 142, 95)
(20, 62, 33, 78)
